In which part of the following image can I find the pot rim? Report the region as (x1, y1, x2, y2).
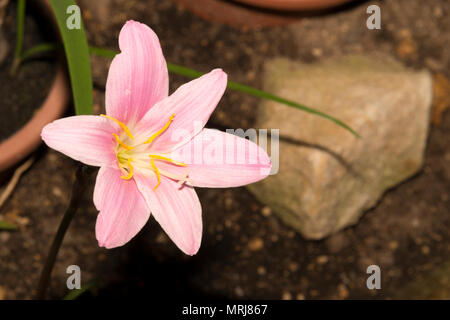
(233, 0, 354, 11)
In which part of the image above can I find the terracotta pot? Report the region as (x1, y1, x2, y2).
(233, 0, 354, 11)
(0, 1, 70, 172)
(0, 65, 69, 172)
(176, 0, 302, 29)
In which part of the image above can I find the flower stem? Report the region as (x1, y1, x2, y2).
(36, 164, 94, 300)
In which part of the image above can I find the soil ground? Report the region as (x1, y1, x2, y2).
(0, 0, 448, 300)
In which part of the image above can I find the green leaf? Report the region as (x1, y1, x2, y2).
(63, 280, 98, 300)
(226, 81, 361, 138)
(33, 42, 361, 138)
(21, 43, 59, 61)
(89, 47, 359, 137)
(30, 43, 359, 136)
(48, 0, 93, 115)
(14, 0, 26, 59)
(88, 46, 116, 58)
(10, 0, 26, 74)
(0, 220, 18, 231)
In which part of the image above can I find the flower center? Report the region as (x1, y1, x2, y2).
(101, 114, 190, 189)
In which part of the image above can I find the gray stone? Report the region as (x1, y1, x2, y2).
(247, 55, 432, 239)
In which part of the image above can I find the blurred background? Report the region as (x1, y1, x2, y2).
(0, 0, 449, 299)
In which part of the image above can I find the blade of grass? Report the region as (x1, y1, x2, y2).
(168, 63, 360, 137)
(226, 81, 361, 138)
(0, 220, 18, 231)
(21, 42, 59, 61)
(25, 43, 359, 137)
(63, 279, 99, 300)
(89, 46, 359, 137)
(10, 0, 26, 75)
(48, 0, 93, 115)
(88, 46, 116, 58)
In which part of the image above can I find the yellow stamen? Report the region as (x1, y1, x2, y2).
(149, 154, 187, 167)
(112, 133, 134, 150)
(143, 114, 175, 145)
(120, 158, 134, 180)
(101, 114, 134, 140)
(150, 158, 161, 189)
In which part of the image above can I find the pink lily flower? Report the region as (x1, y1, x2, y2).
(41, 20, 271, 255)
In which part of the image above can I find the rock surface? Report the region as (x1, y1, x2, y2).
(247, 55, 432, 239)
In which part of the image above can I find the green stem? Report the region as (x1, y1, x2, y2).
(10, 0, 26, 75)
(36, 164, 93, 300)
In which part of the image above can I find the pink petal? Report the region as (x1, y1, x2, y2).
(106, 20, 169, 124)
(94, 167, 151, 249)
(134, 173, 202, 255)
(170, 129, 272, 188)
(41, 115, 117, 167)
(134, 69, 227, 152)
